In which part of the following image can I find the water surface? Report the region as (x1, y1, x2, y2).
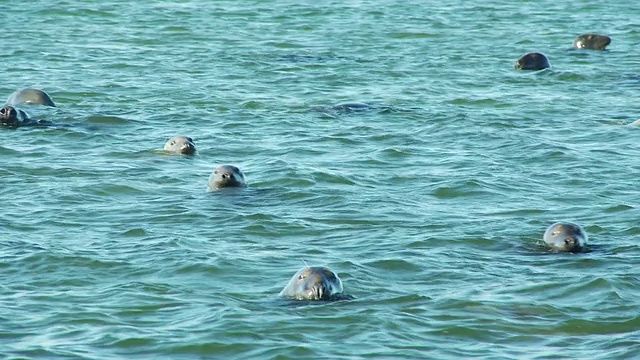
(2, 1, 640, 359)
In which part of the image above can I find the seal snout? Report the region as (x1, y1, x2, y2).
(308, 284, 327, 300)
(180, 143, 195, 155)
(304, 273, 334, 300)
(564, 236, 577, 248)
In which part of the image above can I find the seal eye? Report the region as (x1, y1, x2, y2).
(222, 174, 228, 179)
(0, 108, 4, 114)
(298, 274, 306, 280)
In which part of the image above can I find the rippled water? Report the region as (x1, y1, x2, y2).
(2, 1, 640, 359)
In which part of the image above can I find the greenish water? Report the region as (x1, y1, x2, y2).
(2, 1, 640, 359)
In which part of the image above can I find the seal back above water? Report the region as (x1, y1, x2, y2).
(6, 88, 56, 107)
(543, 222, 588, 252)
(573, 34, 611, 50)
(279, 266, 350, 301)
(515, 52, 551, 71)
(164, 136, 196, 155)
(208, 165, 247, 189)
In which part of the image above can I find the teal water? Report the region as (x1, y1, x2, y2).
(2, 1, 640, 359)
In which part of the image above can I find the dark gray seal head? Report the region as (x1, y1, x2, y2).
(208, 165, 247, 189)
(573, 34, 611, 50)
(279, 266, 350, 301)
(515, 52, 551, 70)
(6, 88, 56, 107)
(0, 105, 30, 128)
(543, 222, 588, 252)
(164, 136, 196, 155)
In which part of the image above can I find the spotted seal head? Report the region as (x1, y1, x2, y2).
(279, 266, 349, 301)
(6, 88, 56, 107)
(573, 34, 611, 50)
(164, 136, 196, 155)
(0, 105, 29, 128)
(515, 52, 551, 70)
(543, 222, 588, 252)
(208, 165, 247, 189)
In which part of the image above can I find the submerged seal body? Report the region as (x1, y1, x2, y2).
(515, 52, 551, 70)
(6, 88, 56, 107)
(573, 34, 611, 50)
(311, 102, 394, 114)
(543, 222, 588, 252)
(164, 136, 196, 155)
(279, 266, 351, 301)
(208, 165, 247, 189)
(332, 102, 376, 112)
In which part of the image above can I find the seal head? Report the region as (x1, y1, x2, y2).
(279, 266, 346, 301)
(0, 105, 20, 128)
(208, 165, 247, 189)
(543, 222, 588, 252)
(6, 88, 56, 107)
(573, 34, 611, 50)
(0, 105, 31, 128)
(164, 136, 196, 155)
(515, 52, 551, 70)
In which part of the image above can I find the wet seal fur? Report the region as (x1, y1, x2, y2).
(515, 52, 551, 71)
(6, 88, 56, 107)
(208, 165, 247, 190)
(164, 136, 196, 155)
(543, 222, 588, 252)
(279, 266, 353, 301)
(0, 105, 52, 128)
(573, 34, 611, 50)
